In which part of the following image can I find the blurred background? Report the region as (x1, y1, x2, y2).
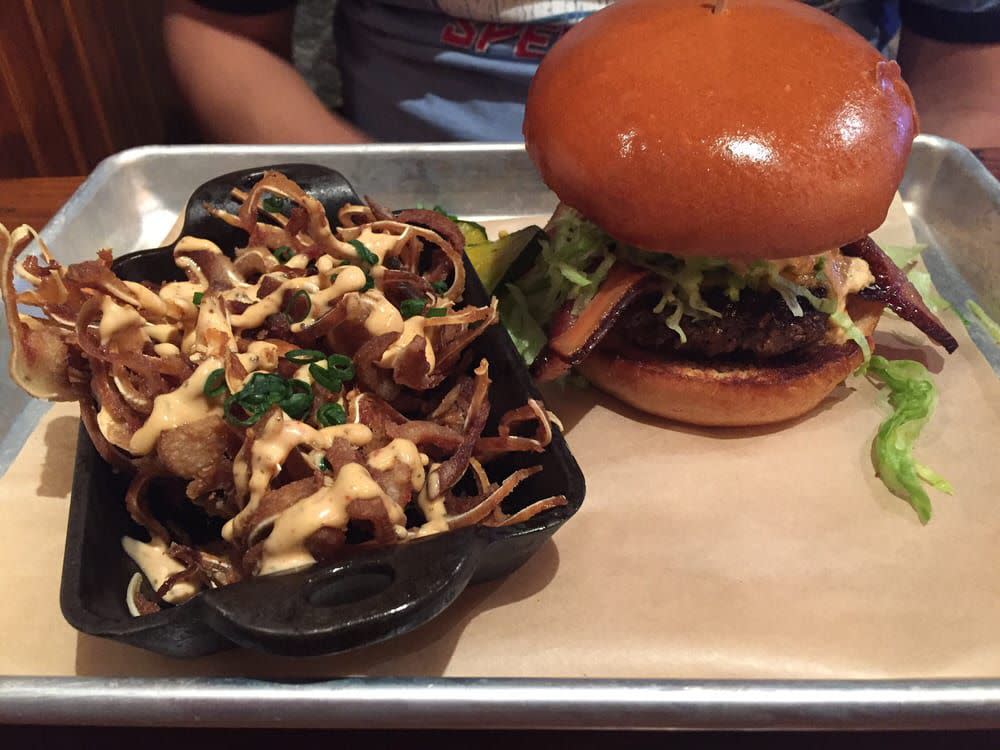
(1, 0, 996, 179)
(1, 0, 178, 178)
(0, 0, 339, 179)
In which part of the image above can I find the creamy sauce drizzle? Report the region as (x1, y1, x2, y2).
(157, 281, 205, 321)
(288, 265, 367, 333)
(236, 341, 279, 381)
(344, 228, 402, 264)
(143, 323, 180, 344)
(123, 281, 170, 317)
(360, 289, 404, 337)
(257, 463, 385, 575)
(129, 357, 223, 455)
(121, 537, 200, 604)
(153, 343, 180, 358)
(224, 412, 374, 541)
(229, 276, 317, 329)
(367, 438, 427, 491)
(415, 463, 449, 537)
(379, 315, 435, 370)
(193, 294, 236, 357)
(98, 296, 146, 346)
(253, 437, 428, 574)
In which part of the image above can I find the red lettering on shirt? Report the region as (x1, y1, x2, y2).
(514, 24, 564, 59)
(441, 19, 477, 49)
(474, 23, 520, 53)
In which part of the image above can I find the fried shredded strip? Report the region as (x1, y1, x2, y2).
(0, 171, 567, 615)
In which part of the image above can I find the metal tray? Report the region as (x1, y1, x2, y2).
(2, 138, 1000, 728)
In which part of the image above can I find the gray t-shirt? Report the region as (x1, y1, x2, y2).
(330, 0, 958, 141)
(199, 0, 1000, 141)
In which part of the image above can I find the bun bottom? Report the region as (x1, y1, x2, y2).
(578, 298, 883, 427)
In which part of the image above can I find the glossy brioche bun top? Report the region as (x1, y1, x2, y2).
(523, 0, 918, 260)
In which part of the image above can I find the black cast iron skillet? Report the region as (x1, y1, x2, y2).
(59, 164, 585, 658)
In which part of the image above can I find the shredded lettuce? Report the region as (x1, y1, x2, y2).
(501, 209, 867, 364)
(881, 243, 952, 315)
(882, 243, 927, 268)
(908, 270, 951, 315)
(882, 245, 1000, 337)
(540, 211, 832, 321)
(866, 355, 952, 524)
(967, 300, 1000, 344)
(830, 309, 871, 366)
(499, 283, 547, 365)
(665, 307, 687, 342)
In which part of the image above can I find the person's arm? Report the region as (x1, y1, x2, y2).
(163, 0, 370, 144)
(896, 2, 1000, 148)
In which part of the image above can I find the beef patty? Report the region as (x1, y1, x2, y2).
(618, 288, 829, 359)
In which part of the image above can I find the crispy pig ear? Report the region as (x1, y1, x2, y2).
(1, 223, 81, 401)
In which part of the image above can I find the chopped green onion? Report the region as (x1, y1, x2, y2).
(203, 368, 227, 398)
(284, 289, 311, 323)
(262, 195, 287, 214)
(399, 298, 427, 319)
(318, 456, 330, 471)
(222, 372, 314, 427)
(310, 362, 343, 393)
(287, 378, 313, 396)
(431, 280, 449, 294)
(349, 239, 379, 266)
(223, 394, 263, 428)
(273, 245, 293, 263)
(279, 392, 313, 420)
(425, 307, 447, 318)
(192, 292, 204, 306)
(284, 349, 326, 365)
(240, 372, 287, 397)
(325, 353, 354, 381)
(316, 402, 347, 427)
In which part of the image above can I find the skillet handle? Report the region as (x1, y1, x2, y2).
(198, 531, 488, 656)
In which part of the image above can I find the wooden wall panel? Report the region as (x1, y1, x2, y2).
(0, 0, 176, 178)
(0, 70, 38, 179)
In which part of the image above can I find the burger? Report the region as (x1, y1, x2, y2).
(506, 0, 958, 426)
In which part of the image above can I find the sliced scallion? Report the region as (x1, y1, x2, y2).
(203, 368, 227, 398)
(309, 362, 343, 393)
(284, 349, 326, 365)
(349, 239, 379, 266)
(262, 195, 287, 214)
(316, 402, 347, 427)
(325, 353, 354, 381)
(399, 298, 426, 319)
(284, 289, 311, 323)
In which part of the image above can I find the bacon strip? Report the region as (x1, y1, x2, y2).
(534, 262, 652, 382)
(842, 236, 958, 353)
